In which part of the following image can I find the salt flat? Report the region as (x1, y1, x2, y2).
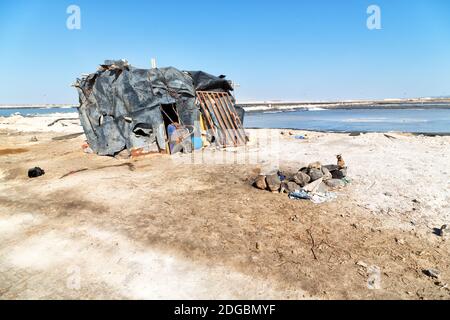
(0, 114, 449, 299)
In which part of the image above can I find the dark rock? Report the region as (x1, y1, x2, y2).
(332, 169, 347, 179)
(299, 167, 309, 175)
(423, 269, 440, 279)
(266, 174, 281, 192)
(308, 168, 324, 182)
(325, 179, 346, 189)
(254, 175, 267, 190)
(439, 225, 448, 237)
(321, 167, 332, 181)
(293, 171, 311, 187)
(28, 167, 45, 178)
(30, 136, 38, 142)
(281, 181, 301, 193)
(323, 164, 339, 172)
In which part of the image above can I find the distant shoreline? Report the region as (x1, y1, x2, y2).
(239, 98, 450, 112)
(243, 104, 450, 113)
(0, 104, 76, 109)
(2, 98, 450, 112)
(245, 127, 450, 136)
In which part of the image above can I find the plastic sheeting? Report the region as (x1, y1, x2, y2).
(188, 71, 234, 92)
(75, 61, 203, 156)
(74, 60, 242, 156)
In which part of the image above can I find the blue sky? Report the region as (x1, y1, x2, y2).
(0, 0, 449, 104)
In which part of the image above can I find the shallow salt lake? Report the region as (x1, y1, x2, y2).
(2, 106, 450, 134)
(0, 107, 77, 117)
(245, 108, 450, 134)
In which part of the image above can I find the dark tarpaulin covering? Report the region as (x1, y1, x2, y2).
(74, 60, 244, 156)
(188, 71, 234, 92)
(75, 60, 199, 156)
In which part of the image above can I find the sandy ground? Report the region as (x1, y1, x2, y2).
(0, 114, 450, 300)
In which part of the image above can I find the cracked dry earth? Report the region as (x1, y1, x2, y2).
(0, 128, 449, 300)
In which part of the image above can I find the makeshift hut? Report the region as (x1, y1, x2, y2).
(74, 60, 246, 156)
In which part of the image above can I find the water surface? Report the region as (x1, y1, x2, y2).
(0, 107, 77, 117)
(245, 108, 450, 134)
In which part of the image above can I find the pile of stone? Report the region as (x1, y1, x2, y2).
(253, 156, 350, 198)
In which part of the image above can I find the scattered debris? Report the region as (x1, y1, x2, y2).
(337, 154, 346, 169)
(433, 225, 448, 237)
(52, 132, 85, 141)
(82, 143, 94, 154)
(341, 177, 352, 185)
(277, 170, 287, 182)
(28, 167, 45, 178)
(60, 163, 136, 179)
(289, 190, 311, 200)
(423, 269, 440, 279)
(309, 192, 337, 204)
(384, 134, 398, 140)
(434, 281, 449, 290)
(356, 261, 368, 269)
(307, 229, 318, 261)
(253, 157, 351, 204)
(60, 168, 89, 179)
(48, 118, 80, 127)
